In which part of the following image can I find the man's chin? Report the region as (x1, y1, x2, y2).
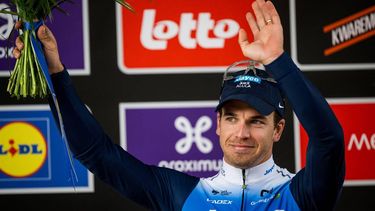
(226, 156, 256, 169)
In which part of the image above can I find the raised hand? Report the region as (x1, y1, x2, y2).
(238, 0, 284, 65)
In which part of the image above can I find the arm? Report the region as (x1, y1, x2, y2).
(239, 0, 345, 210)
(266, 53, 345, 210)
(49, 70, 199, 210)
(13, 22, 199, 210)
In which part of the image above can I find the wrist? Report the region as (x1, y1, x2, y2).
(49, 62, 64, 74)
(262, 50, 284, 65)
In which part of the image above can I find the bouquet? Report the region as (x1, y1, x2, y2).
(0, 0, 134, 186)
(0, 0, 134, 99)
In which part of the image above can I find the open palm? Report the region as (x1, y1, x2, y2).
(239, 0, 284, 65)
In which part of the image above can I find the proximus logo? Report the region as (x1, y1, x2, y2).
(0, 3, 14, 41)
(174, 115, 213, 154)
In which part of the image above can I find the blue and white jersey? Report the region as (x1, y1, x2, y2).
(183, 158, 299, 211)
(50, 52, 345, 210)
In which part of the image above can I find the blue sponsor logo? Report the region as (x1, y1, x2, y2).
(264, 164, 275, 175)
(234, 75, 261, 84)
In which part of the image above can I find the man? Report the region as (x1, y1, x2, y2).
(13, 0, 345, 210)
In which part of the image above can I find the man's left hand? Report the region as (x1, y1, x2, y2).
(238, 0, 284, 65)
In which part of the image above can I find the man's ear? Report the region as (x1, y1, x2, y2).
(216, 112, 221, 136)
(273, 119, 285, 142)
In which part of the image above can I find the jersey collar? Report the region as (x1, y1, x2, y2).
(220, 156, 276, 185)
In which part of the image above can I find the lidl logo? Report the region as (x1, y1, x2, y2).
(0, 122, 47, 177)
(0, 105, 93, 194)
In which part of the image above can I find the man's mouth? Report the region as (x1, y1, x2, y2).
(229, 143, 255, 153)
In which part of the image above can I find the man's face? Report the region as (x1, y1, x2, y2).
(216, 100, 285, 169)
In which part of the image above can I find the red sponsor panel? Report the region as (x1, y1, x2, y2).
(116, 0, 254, 74)
(294, 98, 375, 186)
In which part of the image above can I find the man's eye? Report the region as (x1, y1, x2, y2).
(225, 117, 236, 122)
(251, 119, 264, 125)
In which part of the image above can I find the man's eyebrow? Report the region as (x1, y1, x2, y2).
(223, 110, 236, 116)
(251, 115, 267, 120)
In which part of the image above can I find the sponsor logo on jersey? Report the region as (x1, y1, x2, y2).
(250, 193, 280, 206)
(207, 198, 233, 205)
(264, 164, 275, 175)
(212, 189, 232, 196)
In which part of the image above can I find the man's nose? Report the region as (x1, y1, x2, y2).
(236, 122, 250, 139)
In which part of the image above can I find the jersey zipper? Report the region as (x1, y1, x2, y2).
(241, 169, 247, 211)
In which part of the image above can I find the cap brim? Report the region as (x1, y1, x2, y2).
(216, 94, 275, 116)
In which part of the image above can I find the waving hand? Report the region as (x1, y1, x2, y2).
(239, 0, 284, 65)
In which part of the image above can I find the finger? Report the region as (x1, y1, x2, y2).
(262, 2, 272, 25)
(15, 37, 24, 50)
(252, 1, 266, 29)
(15, 21, 22, 30)
(37, 24, 57, 48)
(12, 48, 21, 59)
(267, 1, 281, 25)
(246, 12, 259, 36)
(256, 0, 267, 7)
(238, 28, 250, 48)
(37, 25, 50, 41)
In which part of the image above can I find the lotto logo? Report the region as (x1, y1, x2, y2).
(141, 9, 239, 50)
(116, 0, 255, 74)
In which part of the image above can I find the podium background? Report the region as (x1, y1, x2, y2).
(0, 0, 374, 210)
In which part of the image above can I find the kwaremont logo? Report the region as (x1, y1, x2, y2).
(323, 5, 375, 56)
(158, 115, 222, 173)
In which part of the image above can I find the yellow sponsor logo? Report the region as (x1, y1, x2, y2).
(0, 122, 47, 177)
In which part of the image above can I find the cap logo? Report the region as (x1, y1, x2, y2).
(233, 75, 261, 88)
(234, 75, 261, 84)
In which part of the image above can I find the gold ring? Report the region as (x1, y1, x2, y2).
(266, 19, 272, 24)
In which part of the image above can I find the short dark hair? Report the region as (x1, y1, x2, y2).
(273, 112, 282, 127)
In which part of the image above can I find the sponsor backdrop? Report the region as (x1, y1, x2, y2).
(294, 98, 375, 186)
(0, 0, 374, 210)
(0, 0, 90, 76)
(0, 105, 93, 194)
(120, 102, 223, 178)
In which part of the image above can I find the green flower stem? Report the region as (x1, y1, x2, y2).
(28, 39, 36, 97)
(21, 30, 30, 97)
(7, 58, 18, 91)
(32, 44, 47, 97)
